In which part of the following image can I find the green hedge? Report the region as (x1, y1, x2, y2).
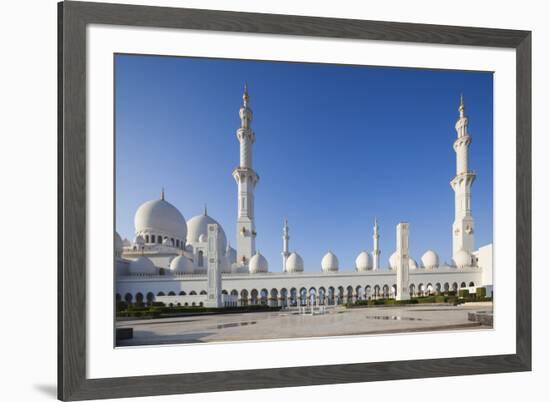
(459, 289, 470, 298)
(476, 287, 487, 298)
(116, 304, 281, 318)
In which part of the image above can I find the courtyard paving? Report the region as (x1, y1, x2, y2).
(116, 302, 493, 346)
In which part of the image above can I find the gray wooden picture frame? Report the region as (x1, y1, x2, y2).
(58, 1, 532, 400)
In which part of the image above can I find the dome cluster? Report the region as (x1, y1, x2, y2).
(124, 194, 461, 277)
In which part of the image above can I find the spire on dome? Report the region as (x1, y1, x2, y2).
(204, 203, 208, 216)
(161, 187, 165, 200)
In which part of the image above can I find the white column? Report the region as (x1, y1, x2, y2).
(205, 224, 222, 308)
(396, 222, 410, 301)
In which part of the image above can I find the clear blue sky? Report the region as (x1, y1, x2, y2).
(115, 54, 493, 272)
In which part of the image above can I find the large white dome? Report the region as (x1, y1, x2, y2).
(249, 251, 268, 274)
(355, 251, 372, 271)
(421, 249, 439, 269)
(321, 251, 339, 272)
(454, 249, 472, 268)
(134, 197, 187, 240)
(186, 212, 227, 251)
(286, 252, 304, 273)
(129, 256, 156, 275)
(169, 255, 195, 274)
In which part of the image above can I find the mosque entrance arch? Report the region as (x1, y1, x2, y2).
(240, 289, 249, 306)
(328, 286, 335, 305)
(373, 285, 380, 299)
(280, 288, 288, 308)
(299, 287, 307, 306)
(290, 288, 297, 306)
(260, 288, 269, 305)
(318, 287, 326, 305)
(356, 286, 364, 301)
(250, 289, 259, 305)
(270, 288, 278, 307)
(382, 285, 389, 299)
(337, 286, 345, 304)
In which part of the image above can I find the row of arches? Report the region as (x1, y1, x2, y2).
(117, 281, 475, 307)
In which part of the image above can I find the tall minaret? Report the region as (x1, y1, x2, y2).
(373, 217, 380, 271)
(233, 84, 259, 266)
(450, 95, 476, 258)
(282, 219, 290, 272)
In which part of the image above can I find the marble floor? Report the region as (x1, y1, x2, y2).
(116, 302, 493, 347)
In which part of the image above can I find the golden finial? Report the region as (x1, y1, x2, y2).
(242, 82, 249, 106)
(161, 187, 165, 200)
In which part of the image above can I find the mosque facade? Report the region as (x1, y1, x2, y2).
(115, 87, 493, 308)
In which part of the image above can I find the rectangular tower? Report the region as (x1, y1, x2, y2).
(396, 222, 410, 301)
(205, 224, 222, 308)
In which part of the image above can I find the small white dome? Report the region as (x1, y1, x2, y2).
(249, 251, 268, 274)
(169, 255, 195, 274)
(389, 252, 417, 270)
(134, 197, 187, 240)
(129, 256, 156, 275)
(321, 251, 339, 272)
(355, 251, 372, 271)
(187, 212, 227, 250)
(421, 249, 439, 269)
(115, 232, 123, 255)
(454, 249, 472, 268)
(286, 252, 304, 273)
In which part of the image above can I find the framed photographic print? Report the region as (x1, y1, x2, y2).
(58, 1, 531, 400)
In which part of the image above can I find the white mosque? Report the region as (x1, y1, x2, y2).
(115, 87, 493, 308)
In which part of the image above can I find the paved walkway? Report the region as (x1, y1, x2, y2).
(116, 303, 493, 346)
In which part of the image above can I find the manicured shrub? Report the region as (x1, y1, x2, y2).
(476, 287, 486, 298)
(459, 289, 470, 298)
